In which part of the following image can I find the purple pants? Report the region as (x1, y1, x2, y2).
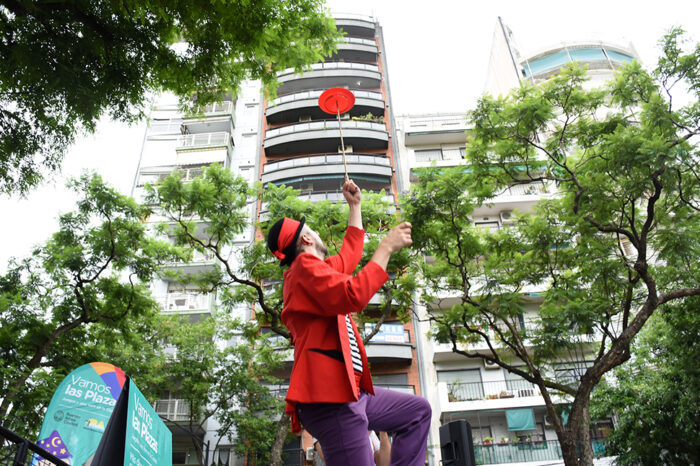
(297, 387, 431, 466)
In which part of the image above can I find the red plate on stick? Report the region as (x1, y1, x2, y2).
(319, 88, 355, 114)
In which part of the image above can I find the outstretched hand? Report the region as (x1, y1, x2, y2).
(342, 178, 361, 206)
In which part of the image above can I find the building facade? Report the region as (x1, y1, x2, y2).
(394, 19, 639, 466)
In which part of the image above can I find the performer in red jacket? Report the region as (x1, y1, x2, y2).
(267, 179, 431, 466)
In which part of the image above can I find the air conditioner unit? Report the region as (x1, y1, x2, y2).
(338, 144, 353, 153)
(500, 210, 514, 224)
(544, 414, 554, 426)
(484, 359, 500, 370)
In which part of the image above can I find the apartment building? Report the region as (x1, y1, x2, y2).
(395, 20, 639, 466)
(131, 81, 263, 465)
(259, 13, 423, 463)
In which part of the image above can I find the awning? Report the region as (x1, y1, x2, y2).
(506, 408, 535, 431)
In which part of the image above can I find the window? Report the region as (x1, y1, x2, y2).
(414, 147, 466, 163)
(414, 149, 443, 162)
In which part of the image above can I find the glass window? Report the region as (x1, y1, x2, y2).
(525, 50, 570, 76)
(605, 49, 634, 63)
(569, 48, 606, 62)
(414, 149, 443, 162)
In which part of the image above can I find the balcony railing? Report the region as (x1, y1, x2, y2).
(277, 61, 379, 77)
(156, 292, 211, 313)
(265, 119, 386, 139)
(153, 399, 191, 422)
(495, 181, 549, 197)
(473, 438, 609, 465)
(447, 380, 540, 402)
(269, 89, 382, 107)
(185, 101, 233, 117)
(176, 131, 230, 149)
(165, 249, 216, 266)
(263, 153, 390, 173)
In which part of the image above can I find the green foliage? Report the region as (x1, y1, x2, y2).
(148, 165, 416, 339)
(405, 28, 700, 464)
(591, 298, 700, 465)
(0, 173, 178, 436)
(0, 0, 340, 194)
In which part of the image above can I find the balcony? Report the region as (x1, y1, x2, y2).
(175, 131, 233, 166)
(522, 43, 636, 79)
(438, 381, 547, 413)
(262, 153, 391, 184)
(156, 292, 213, 314)
(404, 115, 469, 145)
(161, 249, 218, 276)
(473, 439, 609, 465)
(276, 62, 381, 95)
(447, 380, 541, 403)
(334, 14, 376, 38)
(364, 325, 413, 363)
(181, 101, 235, 134)
(266, 89, 384, 124)
(328, 37, 378, 62)
(264, 120, 388, 156)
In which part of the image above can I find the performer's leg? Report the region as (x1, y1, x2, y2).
(297, 395, 374, 466)
(365, 387, 432, 466)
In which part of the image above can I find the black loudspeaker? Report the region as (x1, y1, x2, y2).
(439, 420, 476, 466)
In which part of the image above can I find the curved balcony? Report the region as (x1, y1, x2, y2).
(335, 14, 376, 38)
(276, 62, 381, 96)
(328, 37, 378, 63)
(522, 42, 636, 79)
(264, 120, 387, 156)
(266, 89, 384, 124)
(262, 153, 391, 185)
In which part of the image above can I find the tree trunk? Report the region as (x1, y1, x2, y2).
(577, 398, 593, 466)
(269, 411, 290, 466)
(559, 430, 580, 466)
(556, 399, 594, 466)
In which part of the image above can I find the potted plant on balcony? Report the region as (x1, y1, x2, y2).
(483, 437, 495, 446)
(499, 390, 514, 399)
(499, 436, 509, 445)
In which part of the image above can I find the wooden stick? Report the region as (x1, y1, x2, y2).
(336, 103, 349, 181)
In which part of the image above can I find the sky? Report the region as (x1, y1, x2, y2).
(1, 0, 699, 270)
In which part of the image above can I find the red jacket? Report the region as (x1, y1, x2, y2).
(281, 226, 389, 432)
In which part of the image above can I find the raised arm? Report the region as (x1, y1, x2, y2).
(343, 178, 362, 230)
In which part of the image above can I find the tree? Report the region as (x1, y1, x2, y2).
(145, 163, 415, 464)
(404, 29, 699, 465)
(591, 298, 700, 465)
(0, 0, 340, 195)
(0, 173, 177, 435)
